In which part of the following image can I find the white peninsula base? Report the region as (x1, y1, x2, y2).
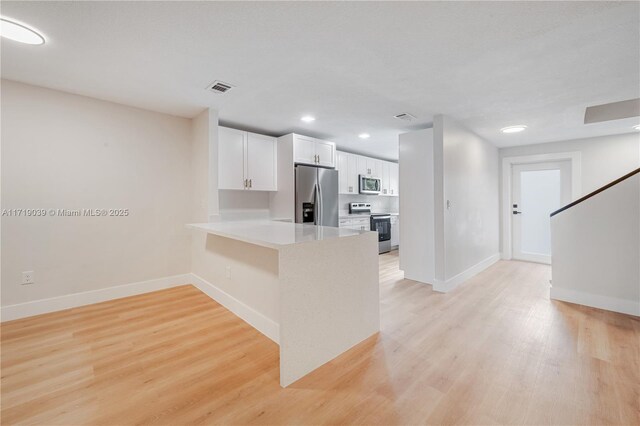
(188, 221, 380, 387)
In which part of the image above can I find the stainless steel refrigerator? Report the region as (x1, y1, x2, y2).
(295, 165, 339, 227)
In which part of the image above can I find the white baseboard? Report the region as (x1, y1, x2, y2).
(1, 271, 280, 344)
(0, 274, 192, 322)
(551, 286, 640, 317)
(189, 273, 279, 344)
(433, 253, 501, 293)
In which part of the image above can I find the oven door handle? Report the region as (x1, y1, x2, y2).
(372, 215, 391, 220)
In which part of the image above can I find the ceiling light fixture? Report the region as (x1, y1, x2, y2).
(634, 124, 640, 131)
(0, 17, 45, 45)
(500, 125, 527, 134)
(358, 133, 370, 139)
(300, 115, 315, 123)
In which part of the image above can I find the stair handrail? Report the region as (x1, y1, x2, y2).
(550, 167, 640, 217)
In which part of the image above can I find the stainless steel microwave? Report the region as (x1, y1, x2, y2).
(359, 175, 381, 195)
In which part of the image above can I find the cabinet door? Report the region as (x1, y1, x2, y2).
(347, 154, 358, 194)
(366, 158, 380, 177)
(391, 219, 399, 247)
(356, 155, 368, 178)
(218, 127, 246, 190)
(315, 140, 335, 168)
(352, 218, 370, 231)
(246, 132, 277, 191)
(337, 152, 349, 194)
(339, 218, 352, 228)
(389, 162, 399, 196)
(380, 162, 390, 195)
(293, 135, 316, 165)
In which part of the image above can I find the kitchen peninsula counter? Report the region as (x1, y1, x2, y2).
(188, 220, 380, 387)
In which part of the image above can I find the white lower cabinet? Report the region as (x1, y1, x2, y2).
(339, 217, 370, 231)
(391, 215, 400, 247)
(218, 126, 277, 191)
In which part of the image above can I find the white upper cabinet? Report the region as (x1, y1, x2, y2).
(218, 126, 277, 191)
(292, 135, 316, 165)
(336, 150, 399, 197)
(293, 134, 336, 168)
(337, 152, 349, 194)
(315, 140, 335, 167)
(367, 158, 381, 178)
(347, 154, 358, 194)
(246, 132, 277, 191)
(380, 161, 390, 195)
(356, 155, 368, 177)
(337, 152, 360, 194)
(218, 127, 246, 190)
(389, 162, 399, 196)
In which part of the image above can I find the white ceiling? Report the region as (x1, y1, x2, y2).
(2, 1, 639, 160)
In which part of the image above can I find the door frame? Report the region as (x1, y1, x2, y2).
(501, 152, 582, 260)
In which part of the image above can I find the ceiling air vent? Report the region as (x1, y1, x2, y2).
(394, 112, 416, 122)
(207, 80, 234, 94)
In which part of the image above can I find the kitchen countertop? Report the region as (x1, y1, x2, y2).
(187, 220, 367, 249)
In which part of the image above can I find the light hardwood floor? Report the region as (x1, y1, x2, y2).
(2, 252, 639, 425)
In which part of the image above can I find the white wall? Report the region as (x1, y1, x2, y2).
(399, 117, 500, 291)
(399, 128, 437, 283)
(499, 133, 640, 252)
(438, 115, 500, 284)
(1, 80, 194, 307)
(500, 133, 640, 194)
(550, 173, 639, 316)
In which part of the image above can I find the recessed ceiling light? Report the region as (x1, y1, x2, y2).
(0, 17, 45, 45)
(300, 115, 315, 123)
(634, 124, 640, 131)
(358, 133, 370, 139)
(501, 125, 527, 134)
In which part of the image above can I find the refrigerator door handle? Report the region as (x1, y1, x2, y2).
(313, 183, 319, 225)
(317, 182, 323, 225)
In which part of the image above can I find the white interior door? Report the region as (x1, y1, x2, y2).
(512, 161, 571, 264)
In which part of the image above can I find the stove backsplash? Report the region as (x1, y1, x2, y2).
(339, 194, 399, 215)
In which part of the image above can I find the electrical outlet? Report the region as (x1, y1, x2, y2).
(22, 271, 35, 285)
(225, 266, 231, 279)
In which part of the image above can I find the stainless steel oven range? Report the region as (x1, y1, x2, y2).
(348, 203, 392, 254)
(370, 214, 391, 254)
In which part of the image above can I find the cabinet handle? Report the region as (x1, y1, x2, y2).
(249, 179, 252, 188)
(348, 186, 352, 193)
(244, 179, 247, 188)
